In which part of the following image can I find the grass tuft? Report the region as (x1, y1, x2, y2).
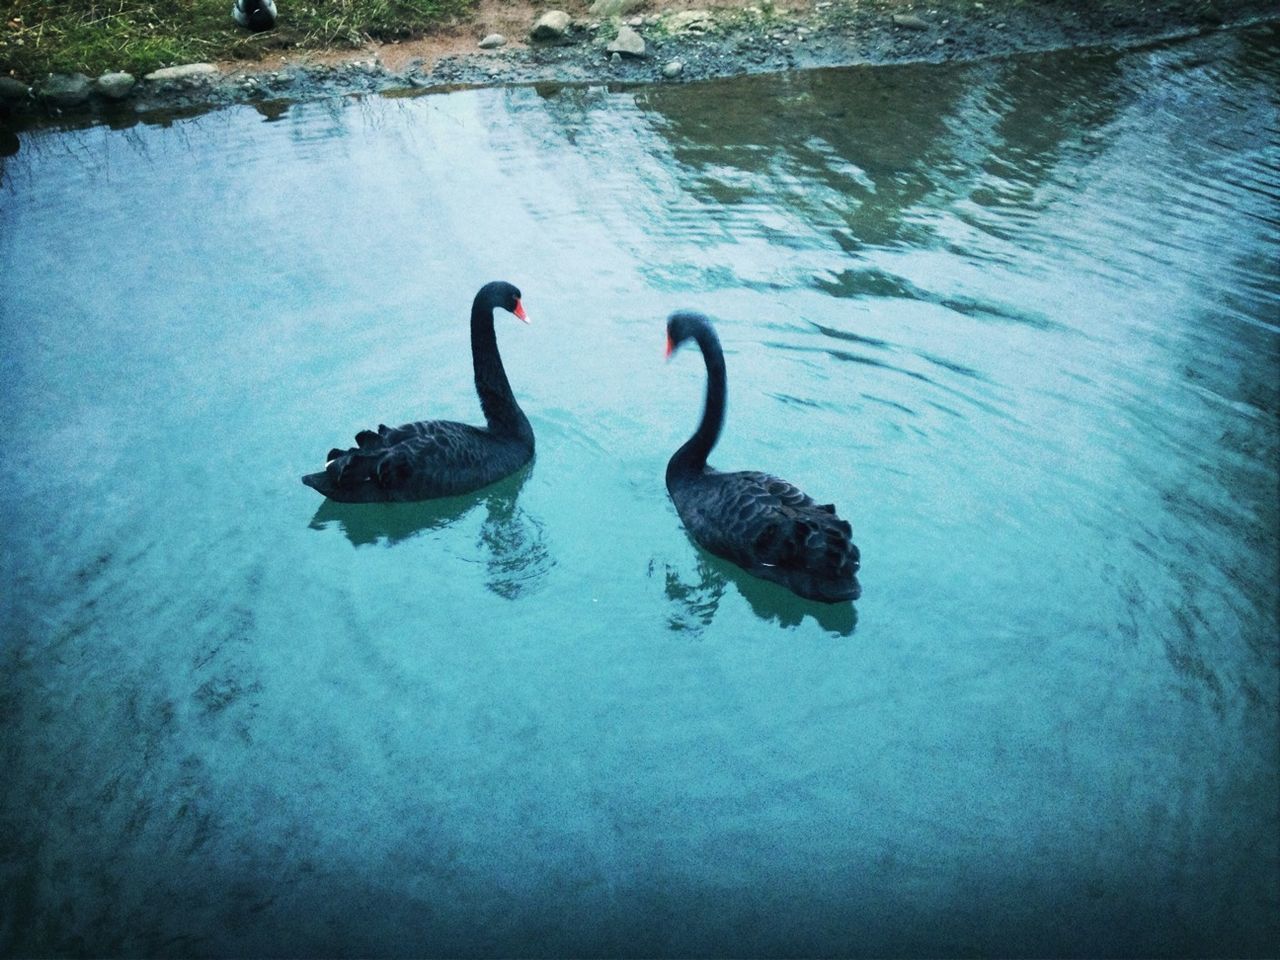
(1, 0, 478, 80)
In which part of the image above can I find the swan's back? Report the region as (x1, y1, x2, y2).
(669, 468, 861, 602)
(302, 419, 531, 503)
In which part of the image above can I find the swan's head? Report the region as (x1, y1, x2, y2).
(665, 310, 714, 358)
(480, 280, 529, 324)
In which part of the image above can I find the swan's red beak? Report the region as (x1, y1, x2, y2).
(513, 299, 529, 324)
(664, 334, 674, 359)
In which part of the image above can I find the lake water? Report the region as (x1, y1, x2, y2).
(2, 24, 1277, 958)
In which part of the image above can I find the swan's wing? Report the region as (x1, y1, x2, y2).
(691, 470, 858, 576)
(328, 419, 490, 491)
(353, 420, 440, 449)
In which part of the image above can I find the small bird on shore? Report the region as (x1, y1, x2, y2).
(233, 0, 277, 31)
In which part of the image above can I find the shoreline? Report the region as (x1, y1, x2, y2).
(1, 1, 1277, 131)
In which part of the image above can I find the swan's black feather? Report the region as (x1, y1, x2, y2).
(670, 469, 860, 602)
(305, 418, 527, 503)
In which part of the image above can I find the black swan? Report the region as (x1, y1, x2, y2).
(233, 0, 276, 30)
(664, 311, 861, 603)
(302, 281, 533, 503)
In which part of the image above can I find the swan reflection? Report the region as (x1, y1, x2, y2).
(661, 548, 857, 636)
(308, 465, 552, 598)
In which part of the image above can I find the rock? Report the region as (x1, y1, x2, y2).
(606, 24, 646, 57)
(478, 33, 507, 48)
(665, 9, 714, 32)
(144, 63, 218, 83)
(40, 73, 92, 106)
(891, 14, 930, 30)
(95, 72, 136, 99)
(530, 10, 572, 41)
(0, 77, 30, 101)
(588, 0, 643, 17)
(662, 59, 684, 78)
(609, 52, 621, 64)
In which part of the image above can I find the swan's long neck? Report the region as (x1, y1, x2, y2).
(471, 295, 532, 444)
(668, 325, 726, 479)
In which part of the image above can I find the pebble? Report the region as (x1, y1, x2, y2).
(587, 0, 643, 17)
(0, 77, 30, 100)
(94, 71, 136, 100)
(530, 10, 572, 41)
(478, 33, 507, 48)
(144, 63, 218, 83)
(891, 14, 930, 30)
(662, 59, 684, 78)
(607, 24, 646, 57)
(39, 73, 92, 106)
(665, 10, 714, 33)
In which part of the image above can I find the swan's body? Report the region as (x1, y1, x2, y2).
(233, 0, 276, 31)
(664, 311, 860, 603)
(302, 281, 533, 504)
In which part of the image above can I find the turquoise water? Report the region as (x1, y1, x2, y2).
(2, 26, 1278, 958)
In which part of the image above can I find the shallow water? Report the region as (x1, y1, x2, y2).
(2, 25, 1278, 958)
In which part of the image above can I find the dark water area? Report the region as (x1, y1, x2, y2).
(1, 24, 1278, 958)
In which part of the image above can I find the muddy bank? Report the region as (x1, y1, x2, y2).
(1, 0, 1277, 130)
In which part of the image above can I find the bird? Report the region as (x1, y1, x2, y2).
(302, 281, 534, 503)
(663, 310, 860, 603)
(232, 0, 277, 31)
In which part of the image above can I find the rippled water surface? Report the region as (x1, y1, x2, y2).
(2, 25, 1278, 957)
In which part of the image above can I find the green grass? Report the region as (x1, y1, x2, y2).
(1, 0, 479, 80)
